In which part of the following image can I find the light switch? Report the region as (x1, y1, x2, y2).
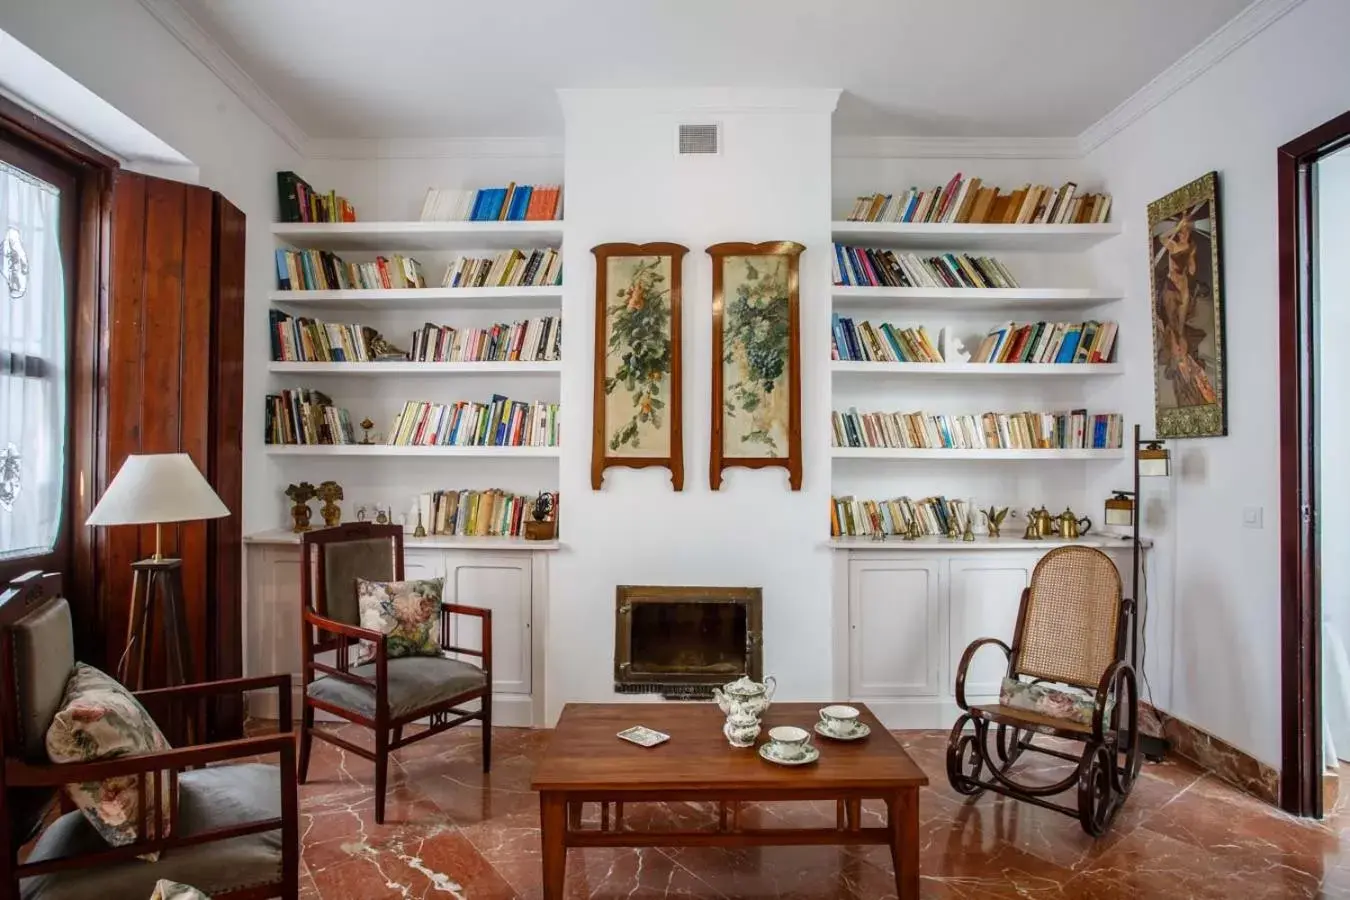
(1243, 506, 1263, 529)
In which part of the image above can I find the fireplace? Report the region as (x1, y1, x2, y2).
(614, 585, 763, 698)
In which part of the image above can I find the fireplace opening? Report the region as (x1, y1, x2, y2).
(614, 585, 762, 698)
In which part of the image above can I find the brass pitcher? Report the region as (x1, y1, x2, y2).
(1023, 506, 1054, 539)
(1054, 507, 1093, 540)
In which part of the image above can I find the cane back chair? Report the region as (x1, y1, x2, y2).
(946, 546, 1141, 836)
(299, 523, 492, 824)
(0, 571, 299, 900)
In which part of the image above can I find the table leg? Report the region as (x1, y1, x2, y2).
(845, 798, 862, 831)
(889, 789, 920, 900)
(540, 792, 568, 899)
(567, 801, 582, 829)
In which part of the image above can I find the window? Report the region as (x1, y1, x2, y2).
(0, 138, 75, 571)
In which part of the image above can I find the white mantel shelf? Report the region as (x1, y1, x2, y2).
(271, 221, 564, 251)
(245, 528, 561, 551)
(828, 535, 1150, 551)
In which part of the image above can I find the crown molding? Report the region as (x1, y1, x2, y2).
(305, 136, 564, 160)
(833, 135, 1082, 160)
(135, 0, 309, 154)
(1078, 0, 1306, 154)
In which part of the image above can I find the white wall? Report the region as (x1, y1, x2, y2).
(0, 0, 302, 534)
(548, 89, 838, 718)
(1083, 0, 1350, 767)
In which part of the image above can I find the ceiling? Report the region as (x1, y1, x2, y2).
(172, 0, 1253, 140)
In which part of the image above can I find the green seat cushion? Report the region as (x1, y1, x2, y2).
(307, 655, 486, 719)
(20, 764, 283, 900)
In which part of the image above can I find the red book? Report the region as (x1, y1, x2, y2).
(933, 172, 963, 222)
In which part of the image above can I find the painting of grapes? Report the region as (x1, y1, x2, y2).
(591, 243, 687, 491)
(708, 242, 803, 491)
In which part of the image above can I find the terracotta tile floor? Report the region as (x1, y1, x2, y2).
(293, 724, 1347, 899)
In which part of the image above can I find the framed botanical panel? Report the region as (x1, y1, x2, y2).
(707, 241, 804, 491)
(1149, 171, 1227, 438)
(591, 242, 688, 490)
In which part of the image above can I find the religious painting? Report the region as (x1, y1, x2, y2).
(590, 242, 687, 490)
(708, 241, 804, 491)
(1149, 171, 1227, 438)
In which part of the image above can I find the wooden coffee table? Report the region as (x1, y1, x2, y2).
(530, 702, 927, 899)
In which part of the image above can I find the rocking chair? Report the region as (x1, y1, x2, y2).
(946, 546, 1141, 836)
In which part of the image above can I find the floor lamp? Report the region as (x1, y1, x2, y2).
(1106, 424, 1171, 761)
(86, 453, 229, 691)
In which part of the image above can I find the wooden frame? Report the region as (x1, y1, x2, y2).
(590, 242, 688, 490)
(1277, 110, 1350, 817)
(612, 585, 763, 691)
(707, 241, 804, 491)
(298, 522, 492, 824)
(0, 571, 298, 899)
(1148, 171, 1228, 438)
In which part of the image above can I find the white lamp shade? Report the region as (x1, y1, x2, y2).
(86, 453, 230, 526)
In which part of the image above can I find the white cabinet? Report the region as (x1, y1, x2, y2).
(403, 548, 444, 583)
(848, 557, 941, 699)
(947, 557, 1031, 699)
(443, 554, 532, 696)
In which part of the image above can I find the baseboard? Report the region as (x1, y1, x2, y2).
(1143, 703, 1279, 805)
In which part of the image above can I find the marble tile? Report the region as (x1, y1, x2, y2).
(278, 723, 1350, 899)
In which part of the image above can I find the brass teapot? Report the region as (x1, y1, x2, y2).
(1053, 506, 1093, 540)
(1023, 506, 1054, 539)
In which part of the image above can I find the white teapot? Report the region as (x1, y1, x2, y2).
(712, 674, 777, 719)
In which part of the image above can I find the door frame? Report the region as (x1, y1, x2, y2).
(1278, 109, 1350, 817)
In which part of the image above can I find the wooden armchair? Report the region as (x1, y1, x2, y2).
(946, 546, 1141, 836)
(0, 571, 299, 900)
(299, 523, 492, 824)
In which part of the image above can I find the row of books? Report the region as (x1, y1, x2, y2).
(971, 320, 1117, 365)
(387, 396, 559, 447)
(833, 246, 1018, 289)
(265, 388, 356, 446)
(831, 495, 973, 538)
(409, 317, 561, 363)
(441, 248, 562, 288)
(268, 312, 400, 363)
(416, 489, 557, 539)
(275, 249, 427, 292)
(417, 184, 563, 222)
(276, 171, 355, 223)
(832, 317, 943, 363)
(831, 409, 1124, 451)
(844, 174, 1112, 225)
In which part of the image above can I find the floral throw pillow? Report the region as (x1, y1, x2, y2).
(150, 881, 211, 900)
(1000, 676, 1114, 728)
(355, 577, 444, 664)
(45, 662, 173, 855)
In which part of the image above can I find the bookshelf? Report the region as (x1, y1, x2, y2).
(263, 445, 562, 458)
(831, 448, 1126, 461)
(268, 287, 563, 311)
(270, 221, 564, 251)
(267, 361, 562, 375)
(831, 361, 1123, 376)
(833, 286, 1122, 310)
(830, 222, 1121, 252)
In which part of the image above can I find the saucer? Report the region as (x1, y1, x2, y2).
(758, 742, 820, 766)
(814, 721, 871, 742)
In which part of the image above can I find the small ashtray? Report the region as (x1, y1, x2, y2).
(616, 725, 670, 748)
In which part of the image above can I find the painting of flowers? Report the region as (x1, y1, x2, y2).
(591, 243, 687, 490)
(708, 242, 804, 491)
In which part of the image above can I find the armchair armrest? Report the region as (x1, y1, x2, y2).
(1091, 659, 1138, 742)
(136, 674, 293, 732)
(304, 608, 382, 643)
(954, 637, 1012, 711)
(5, 732, 294, 788)
(304, 609, 382, 688)
(440, 604, 491, 668)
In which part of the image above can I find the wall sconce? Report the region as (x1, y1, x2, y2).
(1138, 441, 1171, 478)
(1104, 491, 1135, 527)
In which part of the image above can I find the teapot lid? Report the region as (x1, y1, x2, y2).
(723, 674, 765, 695)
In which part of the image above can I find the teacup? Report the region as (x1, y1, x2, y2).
(767, 725, 813, 760)
(819, 704, 861, 737)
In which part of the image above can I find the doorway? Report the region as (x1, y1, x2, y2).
(1278, 110, 1350, 818)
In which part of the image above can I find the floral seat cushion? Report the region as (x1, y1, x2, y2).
(999, 677, 1114, 728)
(150, 881, 210, 900)
(355, 577, 444, 663)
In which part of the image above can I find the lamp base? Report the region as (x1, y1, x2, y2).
(121, 557, 192, 691)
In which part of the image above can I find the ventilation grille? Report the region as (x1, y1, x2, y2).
(678, 123, 720, 155)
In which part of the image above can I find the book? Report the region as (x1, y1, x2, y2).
(264, 388, 356, 445)
(832, 409, 1123, 451)
(275, 171, 356, 223)
(966, 320, 1116, 364)
(832, 246, 1018, 290)
(385, 396, 559, 447)
(842, 175, 1112, 225)
(831, 495, 972, 538)
(440, 248, 562, 288)
(418, 184, 564, 222)
(408, 316, 561, 363)
(832, 318, 943, 363)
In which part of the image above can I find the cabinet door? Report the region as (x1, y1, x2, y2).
(443, 554, 532, 695)
(948, 556, 1031, 699)
(848, 557, 941, 698)
(246, 547, 303, 680)
(403, 548, 445, 582)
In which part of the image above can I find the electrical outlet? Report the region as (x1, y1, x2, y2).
(1243, 506, 1264, 529)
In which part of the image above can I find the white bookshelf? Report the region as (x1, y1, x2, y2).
(271, 220, 564, 251)
(830, 221, 1121, 251)
(268, 361, 561, 375)
(831, 361, 1123, 376)
(832, 286, 1121, 310)
(263, 445, 561, 458)
(268, 287, 562, 311)
(830, 447, 1126, 461)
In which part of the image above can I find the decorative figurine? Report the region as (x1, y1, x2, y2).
(902, 517, 920, 541)
(356, 505, 368, 522)
(316, 480, 343, 527)
(359, 418, 376, 445)
(413, 508, 427, 539)
(962, 515, 976, 542)
(525, 491, 557, 541)
(938, 326, 971, 364)
(363, 327, 407, 361)
(946, 524, 959, 540)
(375, 507, 390, 525)
(284, 482, 317, 533)
(983, 506, 1010, 538)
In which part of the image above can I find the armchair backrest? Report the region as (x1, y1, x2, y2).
(1011, 546, 1123, 691)
(300, 523, 403, 630)
(0, 571, 74, 764)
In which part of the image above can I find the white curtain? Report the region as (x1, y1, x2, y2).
(0, 159, 65, 560)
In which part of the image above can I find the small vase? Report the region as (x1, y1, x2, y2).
(723, 712, 761, 748)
